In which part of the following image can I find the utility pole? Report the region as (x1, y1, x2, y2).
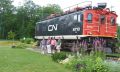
(110, 6, 114, 11)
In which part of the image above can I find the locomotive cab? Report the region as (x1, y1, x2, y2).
(83, 6, 117, 38)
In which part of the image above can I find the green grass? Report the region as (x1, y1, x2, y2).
(0, 40, 19, 46)
(0, 46, 71, 72)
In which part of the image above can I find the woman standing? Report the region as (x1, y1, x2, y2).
(50, 37, 57, 53)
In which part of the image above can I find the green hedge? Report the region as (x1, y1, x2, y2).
(65, 52, 109, 72)
(20, 38, 34, 44)
(51, 52, 67, 62)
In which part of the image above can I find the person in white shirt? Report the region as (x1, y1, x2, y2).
(56, 37, 61, 53)
(46, 37, 52, 54)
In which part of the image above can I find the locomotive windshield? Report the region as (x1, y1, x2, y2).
(78, 14, 83, 22)
(87, 13, 92, 23)
(111, 17, 115, 25)
(100, 15, 105, 24)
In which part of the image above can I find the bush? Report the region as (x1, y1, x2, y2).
(15, 43, 28, 49)
(25, 38, 34, 44)
(65, 52, 109, 72)
(91, 51, 106, 60)
(65, 58, 85, 72)
(20, 38, 25, 43)
(20, 38, 34, 44)
(51, 52, 67, 62)
(93, 57, 109, 72)
(116, 42, 120, 48)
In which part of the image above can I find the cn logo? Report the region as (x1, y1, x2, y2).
(48, 24, 58, 31)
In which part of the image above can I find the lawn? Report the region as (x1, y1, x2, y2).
(0, 40, 19, 46)
(0, 46, 71, 72)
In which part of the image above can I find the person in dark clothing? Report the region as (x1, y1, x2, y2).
(40, 38, 47, 54)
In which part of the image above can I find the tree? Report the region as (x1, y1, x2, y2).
(0, 0, 15, 39)
(7, 30, 15, 40)
(117, 25, 120, 41)
(0, 0, 63, 39)
(0, 0, 14, 38)
(15, 0, 40, 38)
(42, 4, 63, 19)
(15, 0, 62, 39)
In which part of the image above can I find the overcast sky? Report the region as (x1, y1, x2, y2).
(13, 0, 120, 25)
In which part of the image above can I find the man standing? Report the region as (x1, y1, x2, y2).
(40, 38, 46, 54)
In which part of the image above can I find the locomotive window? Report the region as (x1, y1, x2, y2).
(36, 24, 39, 31)
(87, 13, 92, 23)
(100, 15, 105, 24)
(78, 14, 81, 22)
(111, 17, 115, 25)
(74, 14, 77, 21)
(78, 14, 83, 22)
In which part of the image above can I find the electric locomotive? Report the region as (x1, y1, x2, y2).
(35, 2, 117, 52)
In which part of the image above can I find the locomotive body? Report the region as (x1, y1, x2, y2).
(35, 2, 118, 52)
(35, 5, 117, 39)
(35, 11, 84, 39)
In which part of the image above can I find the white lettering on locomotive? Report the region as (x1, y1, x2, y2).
(48, 24, 58, 31)
(73, 27, 80, 33)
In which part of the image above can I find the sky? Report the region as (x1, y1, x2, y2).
(13, 0, 120, 25)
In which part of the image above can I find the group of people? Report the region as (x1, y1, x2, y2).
(40, 37, 61, 54)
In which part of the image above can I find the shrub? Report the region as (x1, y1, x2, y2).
(20, 38, 25, 43)
(116, 42, 120, 48)
(15, 43, 28, 49)
(25, 38, 34, 44)
(81, 55, 109, 72)
(20, 38, 34, 44)
(89, 51, 106, 60)
(51, 52, 67, 62)
(65, 53, 109, 72)
(93, 57, 109, 72)
(65, 58, 85, 72)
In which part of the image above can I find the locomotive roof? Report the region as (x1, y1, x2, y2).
(36, 10, 84, 24)
(36, 2, 117, 25)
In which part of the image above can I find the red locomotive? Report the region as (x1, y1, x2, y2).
(35, 2, 118, 52)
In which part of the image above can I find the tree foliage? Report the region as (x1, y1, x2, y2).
(7, 30, 15, 40)
(0, 0, 62, 39)
(117, 25, 120, 41)
(0, 0, 15, 39)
